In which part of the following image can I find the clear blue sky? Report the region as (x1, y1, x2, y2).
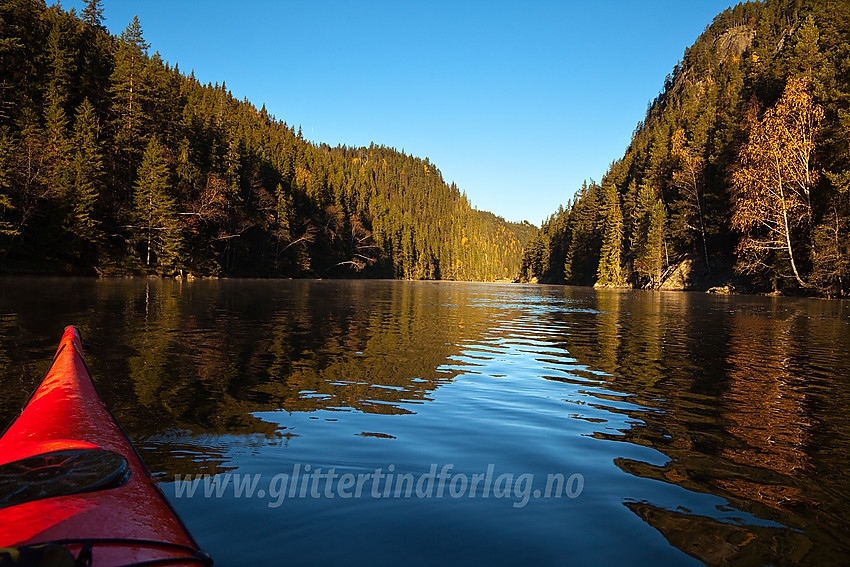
(68, 0, 734, 225)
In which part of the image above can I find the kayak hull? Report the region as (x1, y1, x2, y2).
(0, 327, 210, 566)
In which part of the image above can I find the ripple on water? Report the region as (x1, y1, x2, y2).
(1, 279, 849, 565)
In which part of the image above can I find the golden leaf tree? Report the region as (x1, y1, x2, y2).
(731, 75, 824, 288)
(671, 128, 709, 271)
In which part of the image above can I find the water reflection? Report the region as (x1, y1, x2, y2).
(624, 501, 813, 566)
(0, 279, 480, 476)
(1, 279, 849, 564)
(553, 288, 850, 564)
(720, 309, 811, 508)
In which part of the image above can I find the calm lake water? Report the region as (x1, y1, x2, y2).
(1, 278, 849, 566)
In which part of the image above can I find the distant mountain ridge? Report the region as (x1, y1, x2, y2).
(0, 0, 535, 279)
(520, 0, 850, 296)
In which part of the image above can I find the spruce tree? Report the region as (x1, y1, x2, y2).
(790, 15, 822, 77)
(643, 199, 668, 287)
(45, 13, 75, 110)
(81, 0, 105, 28)
(110, 15, 151, 181)
(68, 98, 104, 249)
(630, 183, 668, 287)
(43, 100, 72, 202)
(0, 128, 18, 240)
(630, 183, 653, 251)
(565, 181, 602, 285)
(133, 136, 182, 271)
(596, 184, 624, 287)
(43, 13, 75, 205)
(12, 109, 45, 242)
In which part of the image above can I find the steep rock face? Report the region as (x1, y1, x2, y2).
(665, 25, 755, 109)
(715, 26, 755, 60)
(659, 258, 696, 291)
(656, 254, 744, 293)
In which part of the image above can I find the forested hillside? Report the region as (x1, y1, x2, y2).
(520, 0, 850, 296)
(0, 1, 534, 279)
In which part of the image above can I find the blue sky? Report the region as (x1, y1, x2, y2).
(67, 0, 735, 225)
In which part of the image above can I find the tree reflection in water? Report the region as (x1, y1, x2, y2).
(1, 279, 849, 564)
(558, 289, 850, 564)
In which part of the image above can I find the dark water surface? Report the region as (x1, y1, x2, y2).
(1, 278, 849, 566)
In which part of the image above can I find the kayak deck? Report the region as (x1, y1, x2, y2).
(0, 327, 212, 566)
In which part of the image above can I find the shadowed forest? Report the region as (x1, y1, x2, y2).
(0, 1, 534, 279)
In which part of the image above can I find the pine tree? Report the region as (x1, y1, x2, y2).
(810, 203, 848, 296)
(45, 12, 75, 110)
(133, 136, 182, 270)
(110, 15, 151, 179)
(596, 184, 625, 287)
(0, 127, 19, 240)
(68, 98, 104, 248)
(643, 198, 668, 287)
(81, 0, 105, 28)
(43, 100, 72, 202)
(43, 12, 75, 204)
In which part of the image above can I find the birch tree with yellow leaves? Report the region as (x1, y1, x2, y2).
(671, 128, 709, 271)
(731, 75, 824, 288)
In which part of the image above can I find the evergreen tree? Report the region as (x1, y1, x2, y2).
(562, 235, 574, 282)
(45, 11, 75, 110)
(0, 127, 19, 240)
(68, 98, 104, 249)
(43, 11, 75, 199)
(564, 181, 602, 285)
(110, 15, 151, 181)
(43, 100, 72, 202)
(631, 183, 654, 285)
(77, 2, 112, 115)
(274, 182, 292, 242)
(596, 184, 625, 287)
(133, 136, 182, 271)
(810, 203, 848, 296)
(81, 0, 105, 28)
(790, 15, 822, 77)
(642, 198, 668, 287)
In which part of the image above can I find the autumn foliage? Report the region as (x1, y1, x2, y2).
(732, 76, 823, 287)
(521, 0, 850, 296)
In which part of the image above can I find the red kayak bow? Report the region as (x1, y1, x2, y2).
(0, 327, 212, 566)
